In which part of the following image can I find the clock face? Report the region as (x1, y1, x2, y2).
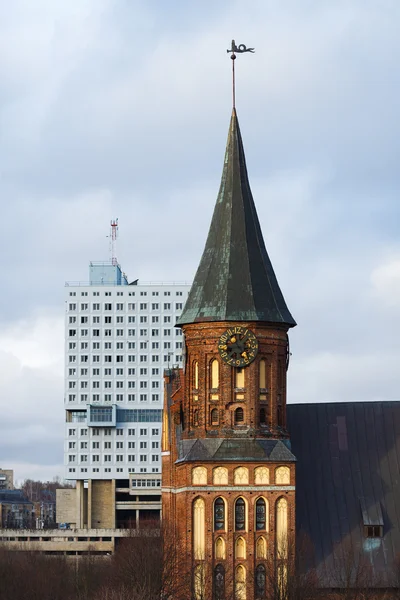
(218, 326, 258, 367)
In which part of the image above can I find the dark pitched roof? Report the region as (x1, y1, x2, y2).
(177, 109, 296, 328)
(287, 401, 400, 588)
(176, 438, 296, 463)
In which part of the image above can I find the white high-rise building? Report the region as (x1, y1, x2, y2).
(63, 260, 190, 528)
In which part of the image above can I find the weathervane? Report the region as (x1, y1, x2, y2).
(227, 40, 255, 109)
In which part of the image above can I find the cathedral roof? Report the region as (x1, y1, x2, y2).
(176, 438, 296, 463)
(289, 401, 400, 587)
(178, 108, 296, 327)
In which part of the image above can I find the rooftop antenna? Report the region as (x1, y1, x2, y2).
(110, 219, 119, 266)
(227, 40, 255, 109)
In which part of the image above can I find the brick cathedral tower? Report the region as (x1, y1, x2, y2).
(162, 107, 297, 600)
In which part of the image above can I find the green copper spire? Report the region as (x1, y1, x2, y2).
(178, 109, 296, 328)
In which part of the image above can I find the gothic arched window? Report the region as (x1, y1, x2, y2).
(214, 497, 225, 531)
(235, 536, 246, 559)
(235, 565, 246, 600)
(256, 536, 267, 559)
(214, 564, 225, 600)
(254, 467, 269, 485)
(255, 498, 266, 531)
(215, 537, 226, 560)
(235, 407, 244, 424)
(259, 407, 266, 425)
(276, 497, 288, 559)
(255, 564, 266, 598)
(213, 467, 228, 485)
(193, 498, 205, 560)
(235, 498, 246, 531)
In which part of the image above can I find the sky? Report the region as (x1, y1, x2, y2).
(1, 0, 400, 483)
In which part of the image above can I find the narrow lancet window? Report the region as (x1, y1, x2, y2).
(235, 565, 246, 600)
(235, 498, 246, 531)
(276, 497, 288, 559)
(214, 564, 225, 600)
(214, 497, 225, 531)
(211, 359, 219, 389)
(215, 537, 226, 560)
(256, 498, 266, 531)
(255, 565, 266, 598)
(193, 498, 205, 560)
(193, 360, 199, 389)
(259, 359, 266, 389)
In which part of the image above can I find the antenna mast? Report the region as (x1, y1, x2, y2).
(110, 219, 119, 266)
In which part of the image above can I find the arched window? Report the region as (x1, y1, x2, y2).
(192, 466, 207, 485)
(259, 359, 266, 389)
(193, 360, 199, 389)
(235, 367, 245, 388)
(214, 497, 225, 531)
(193, 410, 199, 426)
(211, 408, 219, 425)
(275, 466, 290, 485)
(256, 536, 267, 559)
(235, 536, 246, 559)
(255, 564, 266, 598)
(214, 564, 225, 600)
(235, 407, 244, 424)
(213, 467, 228, 485)
(193, 498, 205, 560)
(259, 407, 266, 425)
(235, 565, 246, 600)
(215, 537, 226, 560)
(276, 497, 288, 559)
(235, 498, 246, 531)
(255, 498, 266, 531)
(254, 467, 269, 485)
(194, 563, 205, 600)
(211, 359, 219, 389)
(234, 467, 249, 485)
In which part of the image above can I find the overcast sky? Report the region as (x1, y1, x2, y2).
(1, 0, 399, 483)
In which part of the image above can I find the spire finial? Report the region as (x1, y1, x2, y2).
(227, 40, 255, 109)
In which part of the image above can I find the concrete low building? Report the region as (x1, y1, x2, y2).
(0, 528, 135, 555)
(56, 473, 161, 529)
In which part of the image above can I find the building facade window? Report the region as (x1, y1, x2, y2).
(193, 498, 205, 560)
(235, 498, 246, 531)
(276, 497, 288, 559)
(235, 407, 244, 424)
(214, 564, 225, 600)
(211, 359, 219, 389)
(235, 536, 246, 559)
(215, 538, 226, 560)
(192, 466, 207, 485)
(235, 565, 246, 600)
(214, 497, 225, 531)
(213, 467, 228, 485)
(255, 498, 267, 531)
